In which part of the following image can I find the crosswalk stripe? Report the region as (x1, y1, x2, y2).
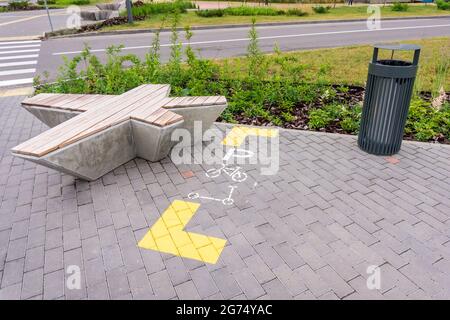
(0, 49, 40, 55)
(0, 44, 41, 50)
(0, 54, 39, 61)
(0, 68, 36, 76)
(0, 60, 37, 68)
(0, 78, 34, 87)
(0, 40, 41, 45)
(0, 40, 42, 89)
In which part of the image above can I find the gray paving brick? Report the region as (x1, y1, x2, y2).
(127, 268, 153, 299)
(43, 269, 65, 300)
(121, 244, 144, 273)
(106, 267, 130, 299)
(164, 256, 190, 286)
(0, 283, 22, 300)
(44, 247, 63, 274)
(1, 258, 24, 288)
(102, 244, 123, 271)
(6, 237, 27, 261)
(233, 267, 265, 299)
(149, 269, 176, 300)
(211, 267, 242, 299)
(63, 228, 81, 252)
(24, 245, 44, 272)
(273, 242, 305, 270)
(21, 268, 43, 299)
(244, 254, 275, 284)
(190, 266, 219, 298)
(85, 257, 106, 287)
(81, 236, 101, 262)
(87, 281, 110, 300)
(175, 280, 201, 300)
(272, 264, 307, 296)
(317, 265, 354, 298)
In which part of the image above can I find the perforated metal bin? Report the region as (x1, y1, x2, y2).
(358, 44, 421, 155)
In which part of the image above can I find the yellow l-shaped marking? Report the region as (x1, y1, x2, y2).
(138, 200, 227, 264)
(222, 126, 279, 147)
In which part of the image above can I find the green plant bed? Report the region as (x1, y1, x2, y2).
(124, 0, 197, 18)
(436, 0, 450, 10)
(391, 2, 408, 12)
(35, 18, 450, 144)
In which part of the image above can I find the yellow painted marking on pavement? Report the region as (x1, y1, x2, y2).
(138, 200, 227, 264)
(222, 126, 279, 146)
(0, 86, 34, 97)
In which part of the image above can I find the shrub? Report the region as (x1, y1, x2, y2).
(312, 5, 331, 14)
(37, 0, 56, 4)
(128, 1, 196, 18)
(195, 9, 225, 17)
(308, 104, 361, 133)
(436, 0, 450, 10)
(286, 8, 308, 16)
(8, 0, 30, 10)
(391, 2, 408, 12)
(223, 6, 284, 16)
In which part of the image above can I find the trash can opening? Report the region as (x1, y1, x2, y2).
(377, 60, 412, 67)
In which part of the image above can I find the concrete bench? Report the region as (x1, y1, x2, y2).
(12, 84, 227, 181)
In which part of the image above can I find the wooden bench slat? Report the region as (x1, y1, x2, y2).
(60, 85, 171, 148)
(32, 85, 165, 155)
(13, 85, 158, 156)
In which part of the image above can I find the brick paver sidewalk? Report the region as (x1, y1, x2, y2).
(1, 95, 450, 300)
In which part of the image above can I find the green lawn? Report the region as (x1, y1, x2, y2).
(103, 4, 450, 32)
(219, 37, 450, 92)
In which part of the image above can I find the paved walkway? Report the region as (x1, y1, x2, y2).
(1, 95, 450, 300)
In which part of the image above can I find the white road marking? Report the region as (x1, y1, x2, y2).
(0, 60, 37, 68)
(52, 23, 450, 56)
(0, 54, 39, 61)
(0, 40, 41, 88)
(0, 40, 41, 45)
(0, 68, 36, 76)
(0, 49, 40, 55)
(0, 44, 41, 49)
(0, 78, 33, 87)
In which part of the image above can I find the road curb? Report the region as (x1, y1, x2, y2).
(43, 15, 450, 39)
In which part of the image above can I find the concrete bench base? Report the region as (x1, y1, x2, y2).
(19, 119, 184, 181)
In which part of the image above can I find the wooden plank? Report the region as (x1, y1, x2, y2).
(12, 85, 151, 155)
(22, 93, 59, 105)
(57, 85, 171, 149)
(30, 85, 161, 154)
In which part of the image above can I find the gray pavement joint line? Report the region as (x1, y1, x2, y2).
(52, 23, 450, 56)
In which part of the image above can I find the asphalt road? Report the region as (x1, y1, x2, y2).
(1, 16, 450, 88)
(36, 17, 450, 81)
(0, 9, 76, 38)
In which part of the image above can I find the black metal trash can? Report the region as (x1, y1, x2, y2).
(358, 44, 421, 155)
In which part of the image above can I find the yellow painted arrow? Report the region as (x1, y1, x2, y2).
(222, 126, 279, 147)
(138, 200, 227, 264)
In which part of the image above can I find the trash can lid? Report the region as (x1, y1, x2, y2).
(374, 44, 421, 51)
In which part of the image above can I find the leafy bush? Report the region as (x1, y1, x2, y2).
(405, 99, 450, 141)
(308, 104, 361, 133)
(391, 2, 408, 12)
(8, 0, 30, 10)
(286, 8, 308, 16)
(196, 6, 307, 18)
(37, 0, 56, 4)
(35, 15, 449, 144)
(312, 5, 331, 14)
(128, 1, 196, 18)
(223, 6, 284, 16)
(436, 0, 450, 10)
(195, 9, 225, 17)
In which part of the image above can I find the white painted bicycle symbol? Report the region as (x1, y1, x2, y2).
(205, 164, 248, 183)
(187, 185, 237, 206)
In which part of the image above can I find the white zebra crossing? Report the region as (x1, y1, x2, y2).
(0, 40, 41, 88)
